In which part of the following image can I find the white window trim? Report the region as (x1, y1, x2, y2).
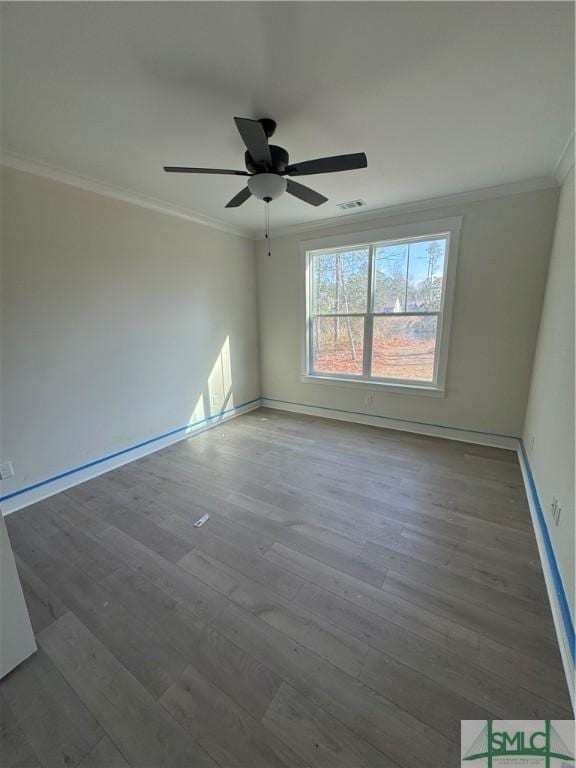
(300, 216, 462, 396)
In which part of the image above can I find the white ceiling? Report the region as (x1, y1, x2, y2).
(1, 2, 574, 237)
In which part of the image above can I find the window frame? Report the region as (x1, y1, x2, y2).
(301, 217, 462, 396)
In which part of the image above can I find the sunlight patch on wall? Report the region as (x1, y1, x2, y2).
(208, 335, 234, 415)
(189, 393, 206, 425)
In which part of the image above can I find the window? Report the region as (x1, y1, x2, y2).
(303, 219, 460, 392)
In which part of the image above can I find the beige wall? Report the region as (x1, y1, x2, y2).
(523, 165, 575, 617)
(257, 188, 559, 437)
(0, 167, 566, 502)
(0, 167, 260, 500)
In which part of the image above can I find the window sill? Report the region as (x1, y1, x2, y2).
(301, 373, 446, 398)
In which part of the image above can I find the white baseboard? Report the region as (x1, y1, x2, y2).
(1, 398, 261, 516)
(261, 397, 518, 449)
(516, 445, 576, 713)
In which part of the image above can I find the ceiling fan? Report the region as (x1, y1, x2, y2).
(164, 117, 368, 209)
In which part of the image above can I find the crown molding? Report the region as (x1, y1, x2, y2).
(2, 150, 563, 243)
(554, 132, 575, 185)
(0, 150, 255, 240)
(265, 175, 559, 240)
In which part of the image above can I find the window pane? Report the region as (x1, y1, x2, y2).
(373, 244, 408, 313)
(371, 315, 438, 381)
(312, 249, 369, 314)
(312, 316, 364, 376)
(406, 238, 446, 312)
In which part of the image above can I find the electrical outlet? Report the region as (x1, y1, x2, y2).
(530, 436, 535, 450)
(0, 461, 14, 480)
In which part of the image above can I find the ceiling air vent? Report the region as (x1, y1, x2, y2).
(336, 199, 367, 211)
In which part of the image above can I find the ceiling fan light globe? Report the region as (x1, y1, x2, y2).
(248, 173, 287, 202)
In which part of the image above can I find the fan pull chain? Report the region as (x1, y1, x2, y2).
(265, 201, 271, 257)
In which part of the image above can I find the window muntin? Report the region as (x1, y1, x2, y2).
(307, 235, 449, 386)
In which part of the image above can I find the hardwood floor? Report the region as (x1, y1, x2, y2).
(1, 408, 571, 768)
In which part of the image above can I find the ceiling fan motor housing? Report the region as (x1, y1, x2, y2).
(258, 118, 277, 138)
(245, 145, 289, 174)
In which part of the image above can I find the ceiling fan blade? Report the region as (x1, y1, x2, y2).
(164, 166, 250, 176)
(286, 179, 328, 207)
(225, 186, 252, 208)
(286, 152, 367, 177)
(234, 118, 272, 168)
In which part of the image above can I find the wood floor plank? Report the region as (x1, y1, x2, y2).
(296, 578, 478, 670)
(0, 696, 42, 768)
(1, 646, 103, 768)
(8, 501, 72, 540)
(76, 737, 130, 768)
(211, 602, 458, 768)
(160, 665, 307, 768)
(395, 528, 547, 602)
(263, 682, 398, 768)
(90, 523, 229, 624)
(254, 425, 526, 508)
(400, 523, 542, 572)
(43, 518, 125, 582)
(39, 613, 217, 768)
(118, 486, 275, 558)
(200, 493, 390, 586)
(88, 502, 193, 563)
(360, 647, 492, 741)
(262, 477, 405, 547)
(178, 548, 370, 677)
(226, 487, 369, 555)
(102, 567, 281, 719)
(182, 437, 414, 517)
(363, 540, 550, 620)
(42, 492, 113, 537)
(360, 609, 571, 719)
(464, 521, 540, 558)
(380, 570, 561, 662)
(9, 523, 189, 700)
(293, 581, 559, 725)
(265, 541, 480, 660)
(14, 553, 68, 634)
(270, 475, 471, 544)
(163, 473, 368, 557)
(182, 527, 304, 601)
(478, 635, 571, 707)
(3, 408, 569, 768)
(247, 422, 425, 478)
